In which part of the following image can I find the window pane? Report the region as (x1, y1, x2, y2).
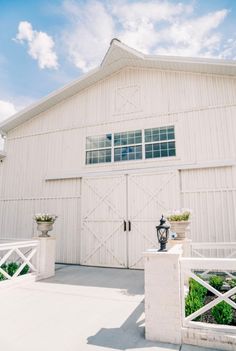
(129, 152, 135, 160)
(135, 136, 142, 144)
(152, 133, 160, 142)
(161, 149, 168, 157)
(146, 151, 152, 159)
(167, 127, 174, 134)
(128, 136, 135, 145)
(145, 126, 174, 143)
(136, 152, 142, 160)
(145, 135, 152, 142)
(168, 148, 176, 156)
(153, 143, 160, 151)
(86, 149, 111, 164)
(114, 130, 142, 146)
(168, 132, 175, 140)
(114, 134, 120, 146)
(168, 141, 175, 149)
(153, 150, 160, 158)
(160, 131, 167, 141)
(114, 145, 142, 162)
(106, 134, 112, 147)
(145, 141, 175, 159)
(121, 134, 128, 146)
(160, 143, 167, 150)
(86, 134, 112, 150)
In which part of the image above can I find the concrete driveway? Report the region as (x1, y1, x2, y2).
(0, 265, 215, 351)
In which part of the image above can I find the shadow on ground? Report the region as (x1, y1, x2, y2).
(87, 301, 179, 350)
(43, 264, 144, 296)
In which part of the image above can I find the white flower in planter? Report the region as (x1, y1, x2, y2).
(34, 213, 57, 223)
(34, 213, 58, 237)
(166, 209, 192, 240)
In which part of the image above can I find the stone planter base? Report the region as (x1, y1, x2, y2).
(170, 221, 190, 240)
(37, 222, 54, 237)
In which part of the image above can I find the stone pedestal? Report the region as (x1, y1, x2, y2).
(169, 238, 192, 257)
(33, 236, 56, 280)
(144, 245, 183, 345)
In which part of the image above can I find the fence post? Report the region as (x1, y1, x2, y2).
(144, 244, 183, 345)
(169, 238, 192, 257)
(34, 237, 56, 280)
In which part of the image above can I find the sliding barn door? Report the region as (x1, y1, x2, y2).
(81, 175, 127, 268)
(128, 171, 180, 269)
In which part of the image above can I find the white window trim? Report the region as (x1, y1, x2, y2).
(85, 125, 176, 165)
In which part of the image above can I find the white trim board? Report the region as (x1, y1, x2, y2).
(45, 160, 235, 181)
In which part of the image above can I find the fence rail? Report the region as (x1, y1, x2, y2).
(190, 242, 236, 259)
(0, 240, 39, 281)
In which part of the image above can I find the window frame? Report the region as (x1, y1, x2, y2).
(144, 126, 176, 159)
(113, 130, 143, 162)
(85, 133, 112, 165)
(85, 124, 176, 166)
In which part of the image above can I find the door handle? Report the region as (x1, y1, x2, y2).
(128, 220, 131, 231)
(124, 220, 127, 231)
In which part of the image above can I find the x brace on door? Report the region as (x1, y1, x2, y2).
(129, 172, 176, 220)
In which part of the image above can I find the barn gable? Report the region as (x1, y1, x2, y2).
(1, 38, 236, 135)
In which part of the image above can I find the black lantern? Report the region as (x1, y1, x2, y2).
(156, 215, 170, 252)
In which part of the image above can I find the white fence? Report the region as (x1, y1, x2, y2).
(180, 256, 236, 331)
(191, 242, 236, 259)
(0, 240, 39, 282)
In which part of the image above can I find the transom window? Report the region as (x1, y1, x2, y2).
(85, 126, 176, 165)
(86, 134, 112, 164)
(145, 126, 176, 159)
(114, 130, 142, 162)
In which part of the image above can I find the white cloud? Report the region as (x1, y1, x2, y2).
(0, 100, 17, 122)
(62, 1, 114, 72)
(220, 36, 236, 60)
(156, 10, 229, 57)
(15, 21, 59, 69)
(61, 0, 191, 70)
(61, 1, 231, 71)
(112, 1, 193, 53)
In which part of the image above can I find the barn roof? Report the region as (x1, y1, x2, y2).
(1, 38, 236, 133)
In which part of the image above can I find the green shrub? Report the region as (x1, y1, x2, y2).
(20, 264, 30, 275)
(167, 211, 191, 222)
(7, 262, 20, 276)
(211, 302, 233, 325)
(209, 275, 224, 291)
(185, 292, 204, 320)
(0, 262, 30, 281)
(0, 263, 7, 281)
(189, 278, 207, 298)
(228, 279, 236, 289)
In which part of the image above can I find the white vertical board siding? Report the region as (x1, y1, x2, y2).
(128, 171, 180, 269)
(181, 166, 236, 243)
(0, 197, 80, 263)
(1, 132, 84, 199)
(0, 178, 81, 264)
(8, 68, 236, 140)
(81, 175, 127, 268)
(178, 106, 236, 164)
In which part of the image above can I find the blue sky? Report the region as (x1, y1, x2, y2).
(1, 0, 236, 121)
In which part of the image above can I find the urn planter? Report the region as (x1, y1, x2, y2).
(169, 220, 190, 240)
(37, 221, 54, 237)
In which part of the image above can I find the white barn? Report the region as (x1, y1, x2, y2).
(0, 39, 236, 268)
